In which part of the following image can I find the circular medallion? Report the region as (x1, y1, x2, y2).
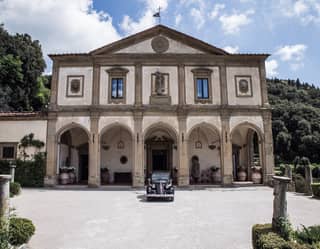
(239, 79, 249, 93)
(151, 36, 169, 53)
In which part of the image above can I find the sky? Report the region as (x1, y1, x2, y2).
(0, 0, 319, 86)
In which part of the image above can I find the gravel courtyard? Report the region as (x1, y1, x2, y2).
(11, 186, 320, 249)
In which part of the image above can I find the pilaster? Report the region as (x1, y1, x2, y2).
(219, 64, 228, 106)
(134, 63, 142, 106)
(178, 114, 189, 186)
(88, 113, 100, 187)
(262, 110, 275, 184)
(44, 113, 58, 186)
(259, 60, 270, 107)
(49, 61, 59, 110)
(133, 112, 144, 187)
(178, 64, 186, 105)
(92, 63, 100, 106)
(220, 111, 233, 185)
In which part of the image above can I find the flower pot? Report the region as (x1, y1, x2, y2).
(59, 172, 69, 185)
(252, 171, 262, 184)
(237, 171, 247, 181)
(68, 171, 76, 184)
(101, 170, 110, 184)
(212, 171, 221, 183)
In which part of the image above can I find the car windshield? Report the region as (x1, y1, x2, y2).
(151, 172, 170, 181)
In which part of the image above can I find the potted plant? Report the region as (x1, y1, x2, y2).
(59, 167, 69, 185)
(101, 167, 110, 184)
(251, 165, 262, 184)
(210, 165, 221, 183)
(67, 167, 76, 184)
(237, 166, 247, 181)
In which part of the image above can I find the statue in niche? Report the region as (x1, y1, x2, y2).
(154, 71, 166, 96)
(191, 156, 200, 184)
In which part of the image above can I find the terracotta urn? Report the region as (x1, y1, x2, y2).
(59, 172, 69, 185)
(68, 171, 76, 184)
(237, 171, 247, 181)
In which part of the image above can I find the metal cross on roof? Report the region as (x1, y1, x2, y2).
(153, 7, 161, 24)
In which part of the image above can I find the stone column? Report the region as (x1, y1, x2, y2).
(0, 175, 11, 219)
(88, 113, 100, 187)
(133, 112, 144, 187)
(262, 110, 275, 184)
(44, 113, 58, 186)
(9, 162, 16, 183)
(305, 164, 313, 196)
(272, 176, 291, 230)
(221, 112, 233, 185)
(178, 114, 189, 186)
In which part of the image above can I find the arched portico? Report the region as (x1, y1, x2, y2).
(56, 123, 90, 184)
(230, 122, 264, 183)
(187, 123, 221, 184)
(100, 124, 134, 185)
(143, 123, 178, 182)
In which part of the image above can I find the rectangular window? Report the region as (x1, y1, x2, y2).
(196, 78, 209, 99)
(111, 78, 124, 99)
(0, 143, 17, 160)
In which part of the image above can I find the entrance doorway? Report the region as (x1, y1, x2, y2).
(152, 149, 168, 171)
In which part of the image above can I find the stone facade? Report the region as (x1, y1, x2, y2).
(0, 25, 275, 187)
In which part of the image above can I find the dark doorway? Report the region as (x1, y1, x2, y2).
(152, 150, 168, 171)
(232, 145, 241, 181)
(79, 154, 88, 182)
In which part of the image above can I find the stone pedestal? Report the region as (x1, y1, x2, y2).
(285, 165, 295, 192)
(0, 175, 11, 219)
(272, 176, 291, 230)
(305, 165, 313, 196)
(10, 162, 16, 183)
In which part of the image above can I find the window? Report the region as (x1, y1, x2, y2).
(191, 68, 213, 103)
(111, 78, 124, 99)
(196, 78, 209, 99)
(0, 143, 17, 160)
(106, 68, 128, 104)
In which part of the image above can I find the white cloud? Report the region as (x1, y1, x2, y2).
(223, 45, 239, 53)
(120, 0, 168, 35)
(0, 0, 121, 72)
(175, 14, 182, 26)
(275, 44, 307, 61)
(266, 59, 279, 76)
(190, 7, 205, 29)
(209, 3, 225, 19)
(219, 9, 254, 34)
(280, 0, 320, 24)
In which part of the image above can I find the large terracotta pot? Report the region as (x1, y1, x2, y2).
(252, 171, 262, 184)
(101, 170, 110, 184)
(59, 172, 69, 185)
(68, 172, 76, 184)
(212, 171, 221, 183)
(237, 171, 247, 181)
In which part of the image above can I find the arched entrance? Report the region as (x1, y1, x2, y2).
(187, 123, 221, 184)
(144, 124, 178, 181)
(100, 125, 133, 185)
(57, 125, 89, 184)
(231, 123, 263, 183)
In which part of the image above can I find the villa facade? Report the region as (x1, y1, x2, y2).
(0, 25, 274, 187)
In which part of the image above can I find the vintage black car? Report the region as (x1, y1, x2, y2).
(146, 171, 174, 201)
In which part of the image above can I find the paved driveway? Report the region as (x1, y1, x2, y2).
(10, 187, 320, 249)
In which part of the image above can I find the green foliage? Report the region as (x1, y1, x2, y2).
(0, 24, 48, 112)
(295, 225, 320, 246)
(252, 223, 273, 249)
(8, 217, 35, 246)
(19, 133, 45, 160)
(10, 182, 21, 197)
(268, 78, 320, 163)
(0, 219, 9, 249)
(311, 183, 320, 198)
(0, 152, 46, 187)
(257, 232, 289, 249)
(276, 217, 294, 241)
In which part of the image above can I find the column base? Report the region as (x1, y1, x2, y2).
(178, 176, 189, 186)
(222, 175, 233, 185)
(265, 174, 274, 186)
(88, 176, 100, 188)
(133, 175, 145, 187)
(44, 175, 57, 187)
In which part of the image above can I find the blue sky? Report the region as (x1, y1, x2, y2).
(0, 0, 319, 86)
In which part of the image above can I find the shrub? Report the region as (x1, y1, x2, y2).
(312, 166, 320, 178)
(0, 219, 9, 249)
(9, 217, 35, 246)
(295, 225, 320, 245)
(294, 174, 307, 193)
(277, 217, 294, 241)
(257, 232, 288, 249)
(0, 152, 46, 187)
(296, 166, 306, 177)
(10, 182, 21, 197)
(311, 183, 320, 198)
(252, 223, 273, 249)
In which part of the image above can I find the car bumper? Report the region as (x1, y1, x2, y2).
(146, 193, 174, 198)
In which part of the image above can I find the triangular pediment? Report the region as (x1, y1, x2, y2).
(90, 25, 228, 56)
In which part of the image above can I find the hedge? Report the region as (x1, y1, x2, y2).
(9, 217, 35, 246)
(294, 174, 307, 193)
(0, 219, 9, 249)
(252, 223, 273, 249)
(311, 183, 320, 198)
(0, 152, 45, 187)
(10, 182, 21, 197)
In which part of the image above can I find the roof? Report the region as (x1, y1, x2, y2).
(48, 25, 270, 59)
